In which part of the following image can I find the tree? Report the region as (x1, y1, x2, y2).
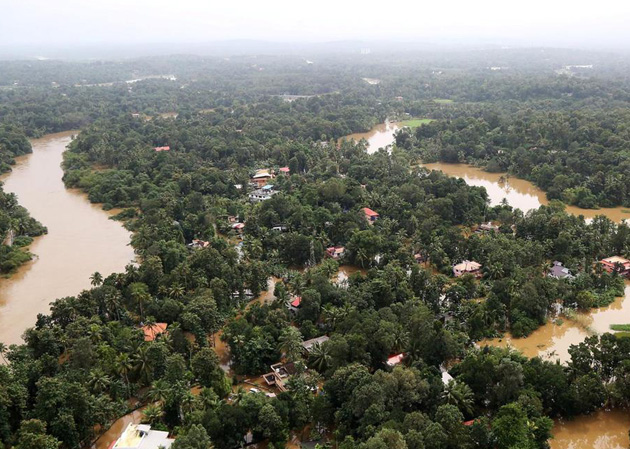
(441, 380, 474, 416)
(90, 272, 103, 287)
(171, 424, 214, 449)
(191, 348, 230, 397)
(14, 420, 60, 449)
(278, 327, 303, 363)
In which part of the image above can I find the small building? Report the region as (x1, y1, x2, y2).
(386, 353, 405, 367)
(112, 423, 173, 449)
(188, 239, 210, 249)
(453, 260, 482, 278)
(287, 296, 302, 315)
(278, 166, 290, 175)
(153, 146, 170, 152)
(141, 323, 168, 342)
(227, 215, 239, 223)
(326, 246, 345, 260)
(600, 256, 630, 276)
(249, 186, 277, 203)
(361, 207, 379, 223)
(251, 171, 275, 188)
(548, 261, 574, 280)
(231, 222, 245, 232)
(475, 222, 499, 234)
(302, 335, 330, 353)
(263, 362, 298, 392)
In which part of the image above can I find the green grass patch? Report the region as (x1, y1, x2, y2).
(399, 118, 435, 128)
(433, 99, 454, 104)
(622, 209, 630, 214)
(614, 332, 630, 339)
(610, 324, 630, 332)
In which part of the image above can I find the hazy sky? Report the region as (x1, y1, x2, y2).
(1, 0, 629, 48)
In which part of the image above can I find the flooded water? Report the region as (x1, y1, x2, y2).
(483, 282, 630, 363)
(0, 131, 134, 346)
(343, 121, 401, 154)
(422, 162, 630, 219)
(550, 409, 630, 449)
(91, 407, 145, 449)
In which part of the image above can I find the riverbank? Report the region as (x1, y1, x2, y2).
(0, 131, 135, 346)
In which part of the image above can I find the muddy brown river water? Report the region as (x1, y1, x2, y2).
(0, 131, 134, 346)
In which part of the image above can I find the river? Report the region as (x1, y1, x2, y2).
(345, 123, 630, 447)
(0, 131, 135, 346)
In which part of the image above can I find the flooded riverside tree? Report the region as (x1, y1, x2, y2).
(2, 48, 630, 449)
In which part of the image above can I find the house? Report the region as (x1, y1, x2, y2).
(548, 261, 574, 280)
(475, 222, 499, 234)
(227, 215, 239, 224)
(600, 256, 630, 276)
(231, 222, 245, 232)
(272, 225, 288, 232)
(302, 335, 330, 353)
(249, 186, 277, 203)
(111, 423, 173, 449)
(262, 362, 298, 392)
(153, 146, 170, 152)
(278, 166, 290, 175)
(287, 296, 302, 315)
(251, 170, 275, 188)
(361, 207, 379, 223)
(453, 260, 482, 278)
(141, 323, 168, 342)
(188, 239, 210, 249)
(326, 246, 345, 260)
(386, 353, 405, 367)
(441, 370, 454, 385)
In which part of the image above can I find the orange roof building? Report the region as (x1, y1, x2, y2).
(142, 323, 168, 341)
(361, 207, 379, 223)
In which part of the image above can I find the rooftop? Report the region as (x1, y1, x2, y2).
(453, 260, 482, 271)
(602, 256, 630, 264)
(112, 424, 173, 449)
(362, 207, 379, 217)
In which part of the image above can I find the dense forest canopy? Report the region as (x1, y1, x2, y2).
(0, 49, 630, 449)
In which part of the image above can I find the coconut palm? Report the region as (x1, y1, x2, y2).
(308, 343, 331, 373)
(142, 404, 163, 425)
(147, 379, 170, 404)
(90, 271, 103, 287)
(88, 369, 112, 394)
(133, 344, 153, 386)
(442, 380, 475, 416)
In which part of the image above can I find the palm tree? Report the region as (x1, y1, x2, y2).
(168, 284, 186, 300)
(142, 404, 163, 425)
(88, 369, 112, 394)
(90, 271, 103, 287)
(308, 343, 331, 373)
(133, 345, 153, 387)
(115, 353, 134, 395)
(147, 379, 170, 404)
(442, 380, 475, 416)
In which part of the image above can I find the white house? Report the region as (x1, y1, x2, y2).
(112, 424, 174, 449)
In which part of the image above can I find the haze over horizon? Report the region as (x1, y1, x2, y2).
(1, 0, 630, 56)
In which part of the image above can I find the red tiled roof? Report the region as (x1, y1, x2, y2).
(142, 323, 168, 341)
(279, 167, 290, 173)
(463, 419, 476, 426)
(386, 353, 405, 366)
(362, 207, 379, 217)
(154, 146, 170, 152)
(291, 297, 302, 307)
